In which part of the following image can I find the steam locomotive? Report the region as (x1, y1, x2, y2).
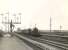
(18, 27, 41, 37)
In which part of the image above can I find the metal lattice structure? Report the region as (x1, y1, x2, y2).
(1, 12, 21, 32)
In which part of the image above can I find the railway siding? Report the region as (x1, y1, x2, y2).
(14, 33, 63, 50)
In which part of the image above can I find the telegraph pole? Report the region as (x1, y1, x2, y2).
(18, 13, 21, 24)
(60, 25, 62, 32)
(13, 14, 16, 23)
(0, 13, 4, 30)
(50, 16, 52, 32)
(0, 13, 4, 23)
(6, 12, 9, 32)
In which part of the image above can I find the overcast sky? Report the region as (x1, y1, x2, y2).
(0, 0, 68, 31)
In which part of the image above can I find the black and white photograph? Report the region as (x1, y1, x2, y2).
(0, 0, 67, 50)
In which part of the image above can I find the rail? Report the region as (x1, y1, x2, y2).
(14, 33, 63, 50)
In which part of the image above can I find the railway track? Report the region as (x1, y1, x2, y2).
(14, 33, 64, 50)
(15, 34, 45, 50)
(37, 38, 68, 50)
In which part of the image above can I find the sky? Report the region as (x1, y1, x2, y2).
(0, 0, 68, 31)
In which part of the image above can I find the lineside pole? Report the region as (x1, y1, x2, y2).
(50, 16, 52, 32)
(60, 25, 62, 32)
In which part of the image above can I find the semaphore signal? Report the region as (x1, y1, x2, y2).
(1, 12, 21, 33)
